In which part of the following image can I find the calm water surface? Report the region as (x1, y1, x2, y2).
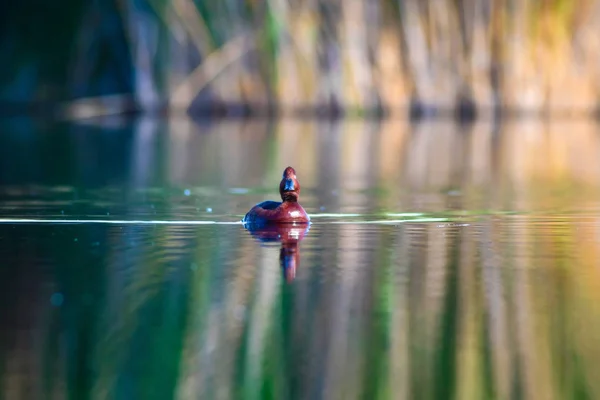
(1, 118, 600, 399)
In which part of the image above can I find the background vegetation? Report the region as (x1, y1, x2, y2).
(2, 0, 599, 116)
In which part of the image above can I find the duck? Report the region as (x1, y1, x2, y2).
(242, 166, 310, 226)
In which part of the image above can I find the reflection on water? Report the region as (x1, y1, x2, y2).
(1, 119, 600, 399)
(245, 224, 310, 283)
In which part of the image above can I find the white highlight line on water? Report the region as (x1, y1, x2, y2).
(384, 212, 425, 217)
(0, 219, 242, 225)
(308, 213, 361, 218)
(323, 217, 449, 225)
(0, 217, 451, 226)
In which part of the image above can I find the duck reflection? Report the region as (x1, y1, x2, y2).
(244, 223, 310, 282)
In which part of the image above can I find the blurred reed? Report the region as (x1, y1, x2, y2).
(3, 0, 600, 117)
(121, 0, 600, 115)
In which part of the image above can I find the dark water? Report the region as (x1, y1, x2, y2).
(2, 118, 600, 399)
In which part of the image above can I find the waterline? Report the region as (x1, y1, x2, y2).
(0, 219, 242, 225)
(0, 217, 451, 226)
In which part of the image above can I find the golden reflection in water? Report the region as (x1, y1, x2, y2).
(159, 119, 600, 216)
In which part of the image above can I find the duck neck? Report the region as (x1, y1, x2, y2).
(282, 193, 299, 203)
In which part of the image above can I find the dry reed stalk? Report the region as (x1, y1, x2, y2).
(58, 0, 600, 114)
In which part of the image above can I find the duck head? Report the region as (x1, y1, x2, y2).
(279, 166, 300, 202)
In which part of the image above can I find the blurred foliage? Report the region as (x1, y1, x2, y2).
(0, 1, 133, 102)
(2, 0, 599, 114)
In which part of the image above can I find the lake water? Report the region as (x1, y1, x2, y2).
(1, 118, 600, 399)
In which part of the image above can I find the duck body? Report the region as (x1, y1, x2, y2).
(243, 200, 310, 226)
(242, 166, 310, 226)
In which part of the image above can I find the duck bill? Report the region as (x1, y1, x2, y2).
(283, 178, 295, 191)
